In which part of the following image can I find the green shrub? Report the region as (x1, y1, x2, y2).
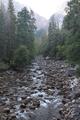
(65, 42, 80, 64)
(76, 66, 80, 77)
(13, 45, 30, 67)
(56, 45, 66, 60)
(0, 62, 9, 70)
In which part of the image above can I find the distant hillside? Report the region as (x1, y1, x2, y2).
(34, 13, 48, 30)
(49, 13, 64, 28)
(35, 13, 64, 40)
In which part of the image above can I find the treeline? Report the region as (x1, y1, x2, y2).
(0, 0, 36, 68)
(40, 0, 80, 74)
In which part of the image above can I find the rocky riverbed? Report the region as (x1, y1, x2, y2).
(0, 56, 80, 120)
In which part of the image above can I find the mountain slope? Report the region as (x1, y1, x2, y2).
(50, 13, 64, 28)
(34, 13, 48, 30)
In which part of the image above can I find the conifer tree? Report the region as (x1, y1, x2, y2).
(16, 7, 36, 57)
(0, 1, 6, 59)
(63, 0, 80, 64)
(7, 0, 16, 61)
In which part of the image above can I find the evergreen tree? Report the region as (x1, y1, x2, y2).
(44, 15, 66, 59)
(7, 0, 16, 61)
(64, 0, 80, 35)
(0, 1, 6, 59)
(63, 0, 80, 64)
(16, 7, 36, 57)
(0, 1, 36, 67)
(46, 15, 62, 58)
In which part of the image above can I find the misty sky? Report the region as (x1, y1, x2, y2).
(16, 0, 69, 19)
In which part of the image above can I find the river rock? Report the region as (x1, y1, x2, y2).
(21, 96, 27, 100)
(32, 99, 40, 107)
(3, 108, 10, 114)
(74, 92, 80, 99)
(10, 113, 16, 119)
(24, 97, 32, 105)
(38, 94, 43, 97)
(20, 104, 26, 109)
(29, 105, 36, 110)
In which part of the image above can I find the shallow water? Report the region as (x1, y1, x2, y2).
(70, 77, 78, 90)
(15, 62, 63, 119)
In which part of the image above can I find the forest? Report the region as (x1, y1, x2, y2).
(0, 0, 36, 69)
(0, 0, 80, 73)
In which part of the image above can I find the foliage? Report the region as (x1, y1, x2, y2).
(76, 66, 80, 76)
(34, 31, 48, 56)
(16, 7, 36, 59)
(0, 62, 9, 70)
(16, 8, 35, 47)
(0, 1, 6, 59)
(7, 0, 16, 60)
(0, 0, 36, 68)
(65, 42, 80, 64)
(63, 0, 80, 64)
(39, 36, 48, 56)
(34, 38, 42, 55)
(44, 15, 66, 59)
(13, 45, 30, 67)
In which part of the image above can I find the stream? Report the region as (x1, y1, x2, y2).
(15, 61, 63, 120)
(0, 57, 80, 120)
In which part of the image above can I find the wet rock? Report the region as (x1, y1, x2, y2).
(62, 99, 67, 104)
(21, 96, 27, 100)
(20, 104, 26, 109)
(36, 77, 40, 80)
(66, 69, 76, 77)
(32, 100, 40, 107)
(47, 89, 54, 95)
(38, 94, 43, 97)
(74, 92, 80, 99)
(24, 97, 32, 105)
(10, 113, 16, 119)
(59, 108, 63, 115)
(28, 112, 36, 119)
(31, 86, 37, 90)
(3, 108, 10, 114)
(43, 86, 48, 91)
(29, 105, 36, 110)
(38, 87, 42, 91)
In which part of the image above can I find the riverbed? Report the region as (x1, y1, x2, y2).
(0, 56, 80, 120)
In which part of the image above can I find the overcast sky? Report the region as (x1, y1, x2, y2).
(15, 0, 69, 19)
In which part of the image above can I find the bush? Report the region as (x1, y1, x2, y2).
(13, 45, 30, 68)
(56, 45, 66, 60)
(0, 62, 9, 71)
(65, 42, 80, 64)
(76, 66, 80, 77)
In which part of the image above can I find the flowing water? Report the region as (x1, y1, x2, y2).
(14, 61, 63, 119)
(0, 58, 79, 120)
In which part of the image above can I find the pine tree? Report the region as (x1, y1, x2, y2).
(64, 0, 80, 35)
(0, 1, 6, 59)
(63, 0, 80, 64)
(7, 0, 16, 61)
(47, 15, 60, 57)
(16, 7, 36, 57)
